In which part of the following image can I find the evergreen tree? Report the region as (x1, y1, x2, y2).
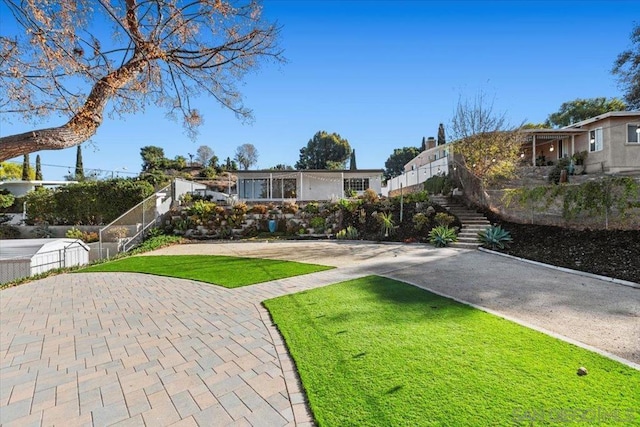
(437, 123, 446, 146)
(349, 150, 357, 170)
(421, 137, 427, 151)
(22, 154, 30, 180)
(35, 154, 43, 180)
(75, 145, 85, 180)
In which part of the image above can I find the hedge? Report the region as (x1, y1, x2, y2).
(24, 179, 154, 225)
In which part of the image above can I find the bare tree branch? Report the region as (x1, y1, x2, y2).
(0, 0, 284, 161)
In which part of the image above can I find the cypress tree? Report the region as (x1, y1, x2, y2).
(75, 145, 85, 181)
(349, 150, 357, 170)
(35, 154, 43, 180)
(437, 123, 446, 146)
(22, 154, 30, 180)
(421, 136, 427, 151)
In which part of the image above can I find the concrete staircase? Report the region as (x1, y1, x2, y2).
(431, 195, 491, 249)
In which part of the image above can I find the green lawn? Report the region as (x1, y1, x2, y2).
(264, 276, 640, 426)
(80, 255, 333, 288)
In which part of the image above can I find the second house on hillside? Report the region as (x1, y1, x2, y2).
(522, 111, 640, 174)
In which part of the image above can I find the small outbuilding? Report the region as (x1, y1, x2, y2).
(0, 239, 90, 284)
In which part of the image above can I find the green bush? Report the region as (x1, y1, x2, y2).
(310, 216, 326, 232)
(336, 226, 359, 240)
(424, 175, 453, 195)
(412, 212, 430, 231)
(66, 227, 84, 240)
(477, 225, 513, 250)
(24, 179, 154, 225)
(434, 212, 455, 227)
(548, 158, 571, 184)
(428, 225, 457, 247)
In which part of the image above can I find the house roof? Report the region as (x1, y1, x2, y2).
(520, 128, 587, 140)
(234, 169, 384, 175)
(0, 239, 88, 260)
(564, 111, 640, 129)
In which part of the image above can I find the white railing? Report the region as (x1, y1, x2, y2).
(384, 157, 450, 195)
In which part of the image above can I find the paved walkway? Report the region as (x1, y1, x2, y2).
(1, 242, 639, 426)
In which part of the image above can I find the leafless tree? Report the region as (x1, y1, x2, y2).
(0, 0, 284, 161)
(196, 145, 214, 166)
(234, 143, 257, 170)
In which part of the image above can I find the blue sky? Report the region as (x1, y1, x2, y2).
(1, 0, 637, 180)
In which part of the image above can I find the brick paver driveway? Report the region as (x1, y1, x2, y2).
(1, 241, 638, 426)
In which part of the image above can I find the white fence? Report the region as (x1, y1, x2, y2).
(1, 241, 89, 284)
(384, 157, 450, 195)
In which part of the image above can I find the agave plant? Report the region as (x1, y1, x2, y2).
(477, 225, 513, 249)
(336, 226, 359, 240)
(428, 225, 457, 248)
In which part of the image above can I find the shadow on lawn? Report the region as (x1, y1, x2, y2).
(323, 275, 478, 326)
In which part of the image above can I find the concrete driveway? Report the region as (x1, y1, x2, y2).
(1, 241, 638, 426)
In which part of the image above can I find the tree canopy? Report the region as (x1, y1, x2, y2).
(0, 0, 284, 161)
(0, 162, 24, 180)
(612, 23, 640, 110)
(295, 131, 351, 170)
(384, 147, 420, 179)
(545, 97, 627, 128)
(235, 143, 259, 170)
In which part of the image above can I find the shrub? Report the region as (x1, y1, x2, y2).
(304, 202, 320, 214)
(232, 202, 248, 216)
(477, 225, 513, 250)
(434, 212, 455, 227)
(187, 200, 216, 223)
(0, 190, 15, 209)
(282, 202, 299, 214)
(424, 176, 453, 195)
(82, 231, 99, 243)
(336, 226, 359, 240)
(404, 191, 430, 203)
(24, 179, 154, 225)
(361, 189, 379, 204)
(310, 216, 326, 232)
(66, 227, 84, 240)
(428, 225, 457, 247)
(129, 235, 184, 255)
(412, 212, 430, 231)
(249, 204, 268, 215)
(548, 158, 571, 184)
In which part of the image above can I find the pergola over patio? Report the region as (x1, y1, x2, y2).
(520, 128, 587, 165)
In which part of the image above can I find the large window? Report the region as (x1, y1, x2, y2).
(589, 128, 603, 152)
(240, 179, 269, 199)
(344, 178, 370, 193)
(272, 178, 296, 198)
(628, 124, 640, 144)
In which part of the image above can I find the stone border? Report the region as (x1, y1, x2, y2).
(258, 304, 316, 427)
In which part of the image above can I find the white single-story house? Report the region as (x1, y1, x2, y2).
(235, 169, 384, 202)
(0, 238, 89, 284)
(0, 180, 78, 197)
(522, 111, 640, 174)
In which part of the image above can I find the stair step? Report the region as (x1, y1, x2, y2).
(450, 242, 481, 249)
